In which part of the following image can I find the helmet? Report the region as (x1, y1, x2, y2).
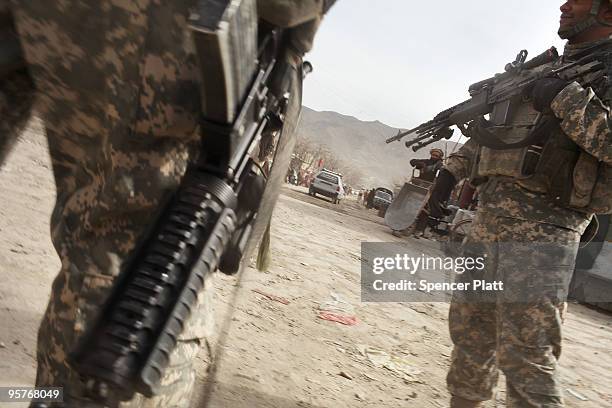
(559, 0, 612, 39)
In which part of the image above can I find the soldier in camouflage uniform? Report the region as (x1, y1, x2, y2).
(439, 1, 612, 407)
(1, 1, 334, 407)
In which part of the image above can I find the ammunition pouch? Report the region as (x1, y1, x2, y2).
(514, 130, 612, 214)
(576, 159, 612, 214)
(478, 146, 532, 179)
(476, 124, 612, 214)
(568, 151, 599, 208)
(470, 114, 556, 179)
(516, 132, 581, 201)
(544, 149, 612, 215)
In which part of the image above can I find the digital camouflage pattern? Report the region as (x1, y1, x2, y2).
(551, 81, 612, 213)
(259, 0, 336, 66)
(12, 1, 210, 406)
(447, 211, 580, 407)
(259, 0, 335, 29)
(443, 39, 612, 407)
(443, 139, 479, 182)
(445, 139, 593, 234)
(6, 0, 329, 406)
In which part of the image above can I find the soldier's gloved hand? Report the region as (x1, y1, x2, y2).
(531, 77, 569, 113)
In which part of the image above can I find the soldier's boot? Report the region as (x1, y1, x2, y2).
(450, 395, 484, 408)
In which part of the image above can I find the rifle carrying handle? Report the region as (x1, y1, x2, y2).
(469, 47, 559, 94)
(522, 47, 559, 70)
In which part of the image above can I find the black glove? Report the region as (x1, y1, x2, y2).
(531, 77, 569, 113)
(410, 159, 425, 169)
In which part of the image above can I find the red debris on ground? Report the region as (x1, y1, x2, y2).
(252, 288, 290, 305)
(317, 311, 358, 326)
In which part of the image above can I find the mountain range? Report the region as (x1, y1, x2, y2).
(295, 106, 462, 188)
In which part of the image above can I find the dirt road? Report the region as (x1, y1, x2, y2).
(1, 122, 611, 407)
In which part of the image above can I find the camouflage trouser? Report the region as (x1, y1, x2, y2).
(447, 211, 580, 407)
(36, 268, 214, 408)
(8, 0, 318, 405)
(12, 1, 214, 406)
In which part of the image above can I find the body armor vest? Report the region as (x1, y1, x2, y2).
(474, 55, 612, 214)
(476, 61, 558, 180)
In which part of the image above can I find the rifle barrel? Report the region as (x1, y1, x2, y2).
(385, 119, 441, 144)
(412, 138, 440, 152)
(385, 129, 411, 144)
(411, 127, 454, 152)
(404, 131, 436, 148)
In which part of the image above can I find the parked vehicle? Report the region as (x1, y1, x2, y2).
(373, 189, 393, 209)
(309, 169, 345, 204)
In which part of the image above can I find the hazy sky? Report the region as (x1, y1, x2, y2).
(302, 0, 566, 132)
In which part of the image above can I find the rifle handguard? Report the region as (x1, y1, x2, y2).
(70, 170, 238, 402)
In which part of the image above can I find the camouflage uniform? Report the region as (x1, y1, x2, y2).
(3, 0, 331, 406)
(444, 39, 612, 407)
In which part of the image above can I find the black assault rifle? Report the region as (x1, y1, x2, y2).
(386, 47, 608, 151)
(70, 0, 304, 404)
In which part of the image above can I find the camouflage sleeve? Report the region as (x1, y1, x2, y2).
(258, 0, 331, 28)
(550, 81, 612, 164)
(258, 0, 337, 58)
(444, 138, 478, 181)
(287, 17, 320, 56)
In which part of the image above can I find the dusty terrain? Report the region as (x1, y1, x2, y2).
(1, 121, 611, 407)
